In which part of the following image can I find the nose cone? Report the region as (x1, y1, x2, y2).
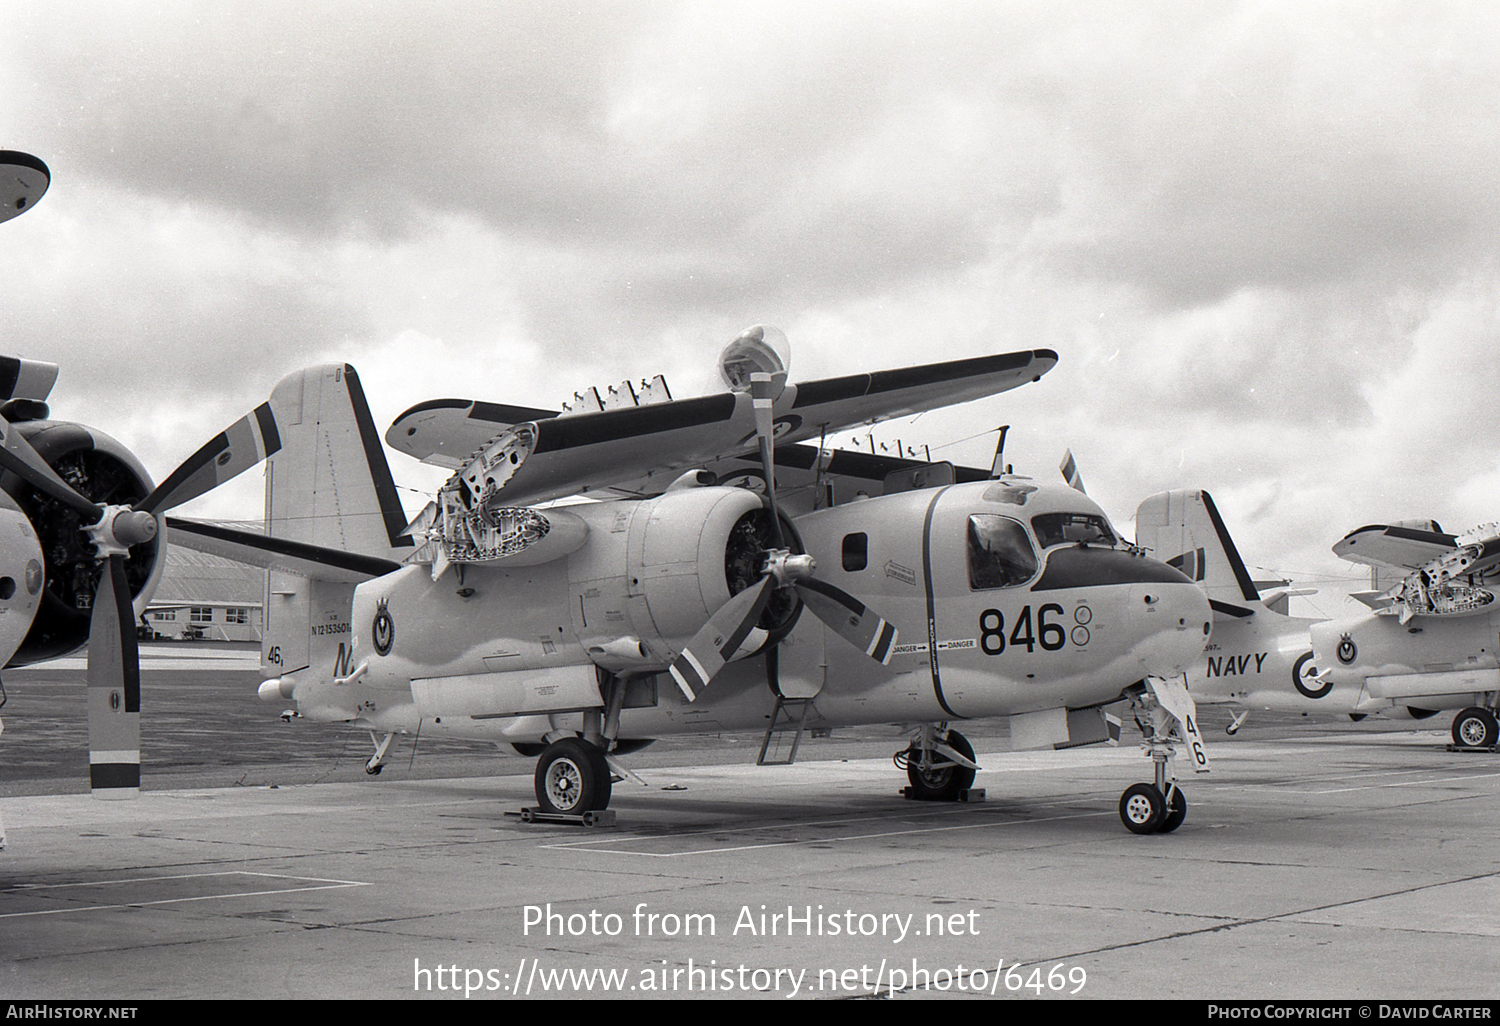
(1130, 573, 1213, 677)
(1032, 546, 1211, 677)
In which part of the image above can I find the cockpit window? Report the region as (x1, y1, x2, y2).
(967, 515, 1038, 590)
(1031, 512, 1117, 549)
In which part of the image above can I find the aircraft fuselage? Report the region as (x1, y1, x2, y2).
(280, 481, 1210, 746)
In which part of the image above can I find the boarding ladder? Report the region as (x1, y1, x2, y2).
(757, 697, 813, 766)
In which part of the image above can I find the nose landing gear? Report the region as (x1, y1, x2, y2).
(1120, 674, 1208, 835)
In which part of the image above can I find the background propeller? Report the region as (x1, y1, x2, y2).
(0, 401, 280, 796)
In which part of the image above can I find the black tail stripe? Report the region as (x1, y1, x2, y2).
(1200, 491, 1260, 602)
(254, 402, 281, 457)
(343, 365, 414, 549)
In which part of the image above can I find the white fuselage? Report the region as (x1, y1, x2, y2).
(279, 482, 1211, 744)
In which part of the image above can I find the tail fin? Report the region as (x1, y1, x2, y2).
(1135, 490, 1261, 609)
(264, 364, 414, 557)
(261, 364, 411, 682)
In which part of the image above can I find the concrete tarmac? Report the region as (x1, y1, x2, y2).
(2, 702, 1497, 1000)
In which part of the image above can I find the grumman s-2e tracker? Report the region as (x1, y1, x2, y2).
(170, 327, 1216, 834)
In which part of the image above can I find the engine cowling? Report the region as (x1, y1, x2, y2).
(573, 485, 802, 672)
(0, 420, 164, 666)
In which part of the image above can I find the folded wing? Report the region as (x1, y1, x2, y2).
(386, 348, 1055, 507)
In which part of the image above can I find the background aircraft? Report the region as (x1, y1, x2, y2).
(0, 153, 283, 842)
(1310, 521, 1500, 749)
(172, 330, 1214, 834)
(2, 150, 49, 225)
(1135, 489, 1499, 749)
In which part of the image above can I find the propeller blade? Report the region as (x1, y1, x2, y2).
(794, 576, 898, 665)
(86, 554, 141, 798)
(750, 371, 785, 548)
(137, 402, 281, 514)
(667, 577, 775, 701)
(0, 418, 102, 519)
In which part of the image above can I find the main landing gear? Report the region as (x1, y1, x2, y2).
(895, 724, 981, 801)
(529, 673, 647, 815)
(1451, 707, 1499, 749)
(1120, 674, 1210, 835)
(535, 737, 613, 815)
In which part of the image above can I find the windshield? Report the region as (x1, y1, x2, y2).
(1031, 512, 1117, 549)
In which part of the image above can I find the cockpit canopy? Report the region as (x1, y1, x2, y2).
(967, 509, 1126, 591)
(1031, 512, 1117, 549)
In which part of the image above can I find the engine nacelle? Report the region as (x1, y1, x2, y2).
(0, 420, 164, 666)
(352, 486, 799, 691)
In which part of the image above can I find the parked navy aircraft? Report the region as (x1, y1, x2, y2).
(1135, 491, 1498, 749)
(170, 329, 1214, 833)
(1311, 521, 1500, 749)
(1, 150, 49, 225)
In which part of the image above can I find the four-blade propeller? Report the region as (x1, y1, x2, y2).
(0, 404, 280, 796)
(668, 326, 897, 702)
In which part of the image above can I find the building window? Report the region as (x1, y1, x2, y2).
(225, 607, 249, 625)
(190, 607, 214, 623)
(151, 610, 177, 621)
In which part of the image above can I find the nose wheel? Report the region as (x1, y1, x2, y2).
(1119, 675, 1207, 835)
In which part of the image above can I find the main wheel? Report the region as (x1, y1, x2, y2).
(1119, 782, 1165, 834)
(1157, 784, 1187, 833)
(905, 729, 976, 800)
(1451, 707, 1498, 749)
(535, 738, 613, 814)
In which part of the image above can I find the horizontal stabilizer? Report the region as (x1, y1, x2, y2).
(168, 518, 400, 584)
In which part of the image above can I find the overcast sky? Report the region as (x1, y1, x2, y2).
(3, 2, 1497, 615)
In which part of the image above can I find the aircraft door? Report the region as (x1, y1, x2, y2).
(925, 489, 1042, 716)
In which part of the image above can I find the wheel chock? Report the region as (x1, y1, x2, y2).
(899, 787, 986, 802)
(506, 807, 618, 827)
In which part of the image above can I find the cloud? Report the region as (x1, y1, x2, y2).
(0, 1, 1496, 594)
